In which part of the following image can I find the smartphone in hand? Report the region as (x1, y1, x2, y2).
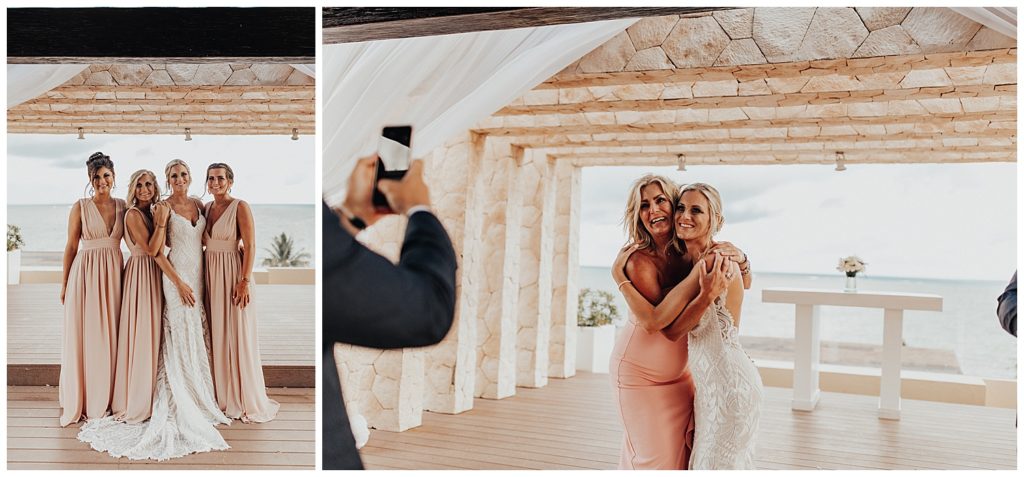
(372, 125, 412, 210)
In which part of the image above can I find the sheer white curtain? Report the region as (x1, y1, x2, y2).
(952, 7, 1017, 39)
(7, 65, 89, 108)
(290, 64, 315, 78)
(322, 19, 637, 204)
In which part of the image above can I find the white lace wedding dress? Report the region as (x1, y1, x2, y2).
(688, 291, 764, 469)
(79, 210, 230, 460)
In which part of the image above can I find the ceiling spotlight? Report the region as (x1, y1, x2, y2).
(292, 128, 299, 141)
(77, 127, 85, 140)
(677, 154, 687, 172)
(835, 151, 846, 171)
(185, 128, 192, 141)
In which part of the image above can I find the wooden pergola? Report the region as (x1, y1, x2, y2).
(7, 7, 315, 136)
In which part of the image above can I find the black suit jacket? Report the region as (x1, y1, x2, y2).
(322, 202, 457, 470)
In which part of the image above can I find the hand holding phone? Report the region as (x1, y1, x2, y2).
(373, 126, 412, 210)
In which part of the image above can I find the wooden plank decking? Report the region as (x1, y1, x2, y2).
(7, 386, 314, 470)
(7, 283, 313, 387)
(359, 372, 1017, 470)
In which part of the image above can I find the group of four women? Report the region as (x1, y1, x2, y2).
(60, 152, 278, 460)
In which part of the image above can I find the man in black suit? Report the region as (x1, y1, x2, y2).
(322, 155, 457, 470)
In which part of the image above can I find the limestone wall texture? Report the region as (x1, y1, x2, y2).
(515, 149, 555, 388)
(423, 134, 484, 414)
(548, 160, 582, 378)
(475, 141, 524, 399)
(560, 7, 1014, 75)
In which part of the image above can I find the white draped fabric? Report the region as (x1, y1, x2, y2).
(290, 64, 316, 78)
(321, 19, 637, 204)
(952, 7, 1017, 39)
(7, 64, 89, 109)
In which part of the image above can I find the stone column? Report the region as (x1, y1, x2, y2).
(422, 133, 484, 414)
(549, 160, 582, 378)
(515, 150, 556, 388)
(475, 139, 525, 399)
(333, 217, 427, 432)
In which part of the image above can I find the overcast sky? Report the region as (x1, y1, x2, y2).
(7, 134, 315, 205)
(579, 163, 1017, 282)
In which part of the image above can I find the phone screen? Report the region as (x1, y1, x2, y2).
(373, 125, 412, 208)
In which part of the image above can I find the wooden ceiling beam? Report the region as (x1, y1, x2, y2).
(536, 49, 1016, 89)
(556, 150, 1016, 167)
(475, 111, 1017, 137)
(323, 7, 726, 44)
(497, 87, 1015, 116)
(510, 132, 1016, 149)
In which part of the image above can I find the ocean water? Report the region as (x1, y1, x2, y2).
(580, 265, 1017, 379)
(7, 204, 315, 266)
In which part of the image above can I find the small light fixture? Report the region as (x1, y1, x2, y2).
(834, 151, 846, 171)
(77, 127, 85, 140)
(677, 154, 687, 172)
(185, 128, 192, 141)
(291, 128, 299, 141)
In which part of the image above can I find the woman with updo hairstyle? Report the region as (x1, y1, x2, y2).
(203, 162, 280, 423)
(59, 152, 125, 427)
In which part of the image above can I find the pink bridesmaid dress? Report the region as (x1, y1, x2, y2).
(609, 315, 696, 469)
(203, 199, 280, 422)
(60, 198, 126, 427)
(110, 207, 163, 423)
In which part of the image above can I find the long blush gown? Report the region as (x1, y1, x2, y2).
(204, 199, 279, 423)
(60, 198, 125, 427)
(110, 207, 163, 423)
(609, 314, 696, 469)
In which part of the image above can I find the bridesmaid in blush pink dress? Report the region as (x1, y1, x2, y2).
(608, 175, 694, 469)
(60, 152, 125, 427)
(202, 163, 280, 423)
(110, 170, 196, 423)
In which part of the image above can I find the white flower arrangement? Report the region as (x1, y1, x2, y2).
(7, 224, 25, 252)
(837, 255, 866, 276)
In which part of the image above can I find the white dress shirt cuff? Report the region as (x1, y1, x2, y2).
(406, 205, 432, 217)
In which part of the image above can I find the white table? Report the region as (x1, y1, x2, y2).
(761, 287, 943, 420)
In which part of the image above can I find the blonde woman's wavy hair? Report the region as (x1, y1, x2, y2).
(125, 169, 160, 207)
(622, 174, 680, 251)
(678, 182, 725, 239)
(163, 159, 192, 197)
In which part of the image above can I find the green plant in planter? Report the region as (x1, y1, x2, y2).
(577, 287, 619, 327)
(7, 224, 25, 252)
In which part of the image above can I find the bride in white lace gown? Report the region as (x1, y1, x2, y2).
(678, 183, 763, 469)
(612, 182, 762, 470)
(79, 160, 230, 460)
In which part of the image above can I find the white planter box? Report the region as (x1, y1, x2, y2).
(576, 325, 615, 374)
(8, 249, 21, 285)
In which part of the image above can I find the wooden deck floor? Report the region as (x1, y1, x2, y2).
(359, 372, 1017, 470)
(7, 283, 313, 386)
(7, 386, 314, 470)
